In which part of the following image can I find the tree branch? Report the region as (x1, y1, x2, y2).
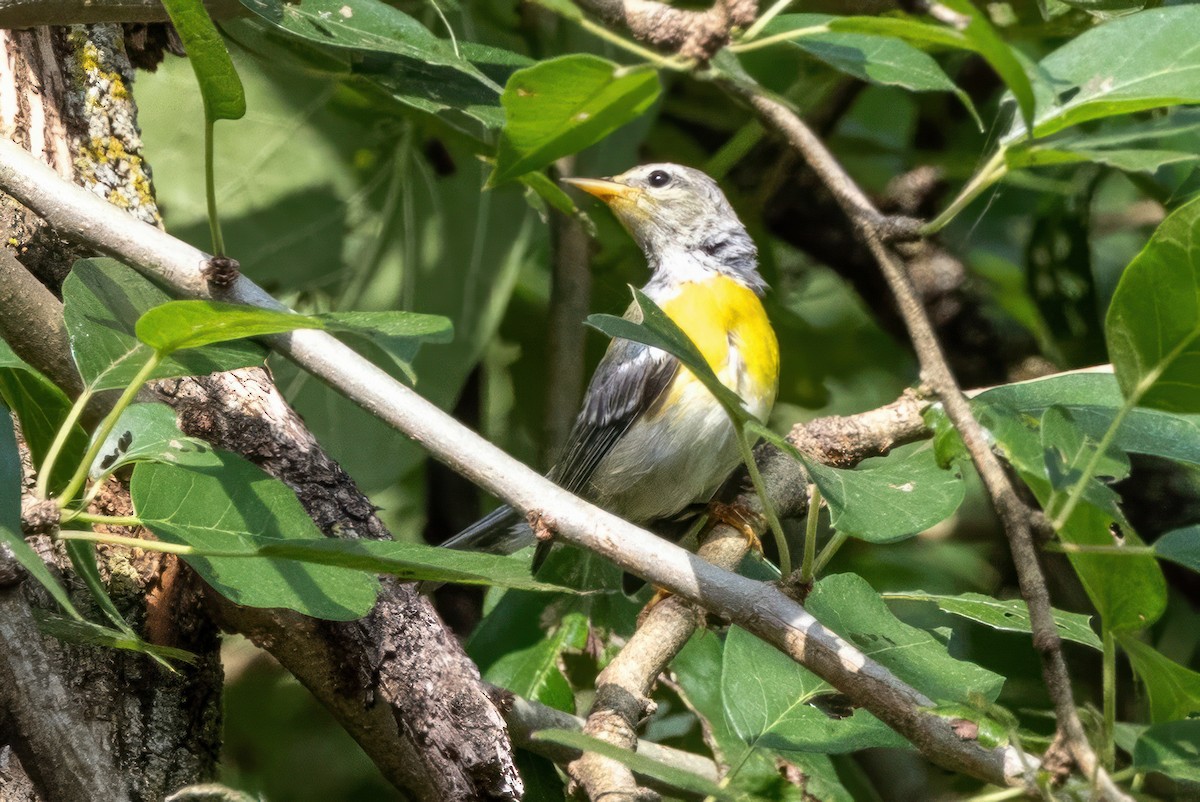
(569, 392, 930, 798)
(729, 86, 1127, 801)
(0, 0, 242, 28)
(0, 138, 1035, 791)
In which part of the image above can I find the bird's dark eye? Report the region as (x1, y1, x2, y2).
(647, 170, 671, 188)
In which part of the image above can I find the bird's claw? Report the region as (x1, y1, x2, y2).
(707, 501, 765, 554)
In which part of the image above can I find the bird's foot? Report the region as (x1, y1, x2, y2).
(707, 501, 765, 554)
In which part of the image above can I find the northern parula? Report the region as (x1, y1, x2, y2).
(442, 163, 779, 562)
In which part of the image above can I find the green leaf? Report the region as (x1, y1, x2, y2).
(1120, 636, 1200, 723)
(883, 591, 1103, 650)
(0, 403, 85, 621)
(1004, 6, 1200, 141)
(826, 15, 974, 49)
(32, 611, 198, 663)
(1155, 526, 1200, 574)
(313, 310, 453, 382)
(239, 0, 500, 90)
(61, 539, 179, 669)
(975, 374, 1200, 468)
(797, 444, 965, 544)
(672, 633, 854, 802)
(492, 55, 661, 186)
(806, 573, 1006, 704)
(161, 0, 246, 121)
(721, 625, 906, 754)
(63, 259, 265, 392)
(136, 301, 323, 353)
(1133, 720, 1200, 782)
(1106, 195, 1200, 413)
(0, 339, 87, 493)
(1040, 405, 1129, 514)
(586, 288, 749, 420)
(762, 14, 977, 122)
(533, 730, 737, 801)
(1006, 144, 1200, 174)
(938, 0, 1035, 134)
(89, 402, 220, 479)
(484, 612, 587, 712)
(251, 539, 569, 591)
(131, 453, 379, 621)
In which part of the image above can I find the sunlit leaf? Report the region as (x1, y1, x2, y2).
(161, 0, 246, 121)
(1120, 636, 1200, 723)
(883, 590, 1102, 650)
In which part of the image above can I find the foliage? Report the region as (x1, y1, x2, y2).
(3, 0, 1200, 799)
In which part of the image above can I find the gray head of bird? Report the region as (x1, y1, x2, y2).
(563, 163, 764, 294)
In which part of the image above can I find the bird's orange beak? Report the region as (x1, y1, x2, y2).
(560, 176, 641, 204)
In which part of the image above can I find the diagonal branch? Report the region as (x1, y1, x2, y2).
(0, 136, 1035, 792)
(730, 86, 1127, 801)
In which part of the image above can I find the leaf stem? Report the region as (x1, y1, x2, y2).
(729, 24, 828, 54)
(813, 530, 848, 575)
(741, 0, 797, 40)
(576, 15, 689, 70)
(57, 352, 162, 507)
(58, 529, 196, 555)
(1043, 542, 1154, 556)
(736, 428, 791, 575)
(922, 148, 1008, 234)
(1102, 627, 1116, 771)
(205, 118, 225, 257)
(60, 511, 144, 528)
(799, 482, 821, 583)
(34, 388, 92, 499)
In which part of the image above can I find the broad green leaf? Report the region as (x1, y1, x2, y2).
(353, 42, 528, 134)
(826, 9, 1032, 129)
(798, 444, 965, 544)
(32, 611, 197, 663)
(975, 374, 1200, 468)
(0, 339, 87, 493)
(0, 403, 85, 620)
(807, 574, 1005, 704)
(761, 14, 977, 121)
(131, 454, 379, 621)
(1003, 7, 1200, 141)
(883, 591, 1102, 650)
(484, 613, 587, 712)
(1155, 526, 1200, 574)
(63, 259, 264, 392)
(1133, 720, 1200, 782)
(1040, 405, 1129, 514)
(492, 55, 660, 186)
(721, 625, 905, 754)
(89, 402, 219, 479)
(534, 730, 736, 801)
(1106, 195, 1200, 413)
(136, 301, 322, 353)
(672, 633, 854, 802)
(976, 399, 1167, 632)
(1120, 636, 1200, 723)
(239, 0, 500, 90)
(161, 0, 246, 121)
(1006, 145, 1200, 174)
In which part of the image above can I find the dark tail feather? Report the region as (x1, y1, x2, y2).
(440, 505, 531, 555)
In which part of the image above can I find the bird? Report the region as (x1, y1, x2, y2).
(439, 163, 779, 573)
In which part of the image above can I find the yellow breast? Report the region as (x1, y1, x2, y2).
(657, 275, 779, 419)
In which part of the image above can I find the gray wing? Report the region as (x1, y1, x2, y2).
(550, 336, 679, 496)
